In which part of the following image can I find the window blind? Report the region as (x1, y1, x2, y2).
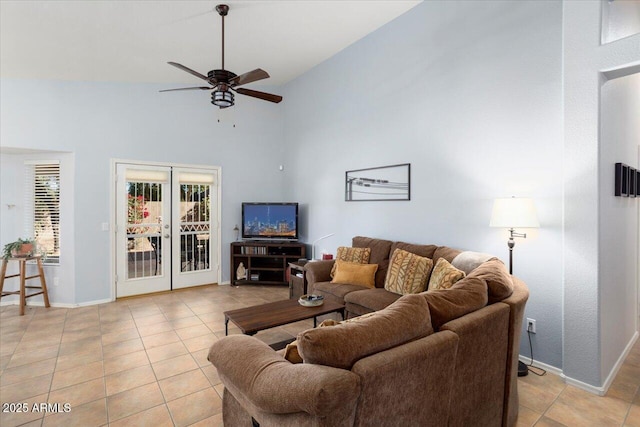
(25, 161, 61, 264)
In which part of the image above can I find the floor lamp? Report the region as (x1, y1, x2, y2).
(490, 196, 539, 377)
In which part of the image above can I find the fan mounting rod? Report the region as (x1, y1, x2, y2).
(216, 4, 229, 71)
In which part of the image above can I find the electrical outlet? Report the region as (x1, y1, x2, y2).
(527, 318, 536, 334)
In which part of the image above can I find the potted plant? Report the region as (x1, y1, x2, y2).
(2, 238, 36, 260)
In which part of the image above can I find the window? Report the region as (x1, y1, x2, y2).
(25, 161, 60, 264)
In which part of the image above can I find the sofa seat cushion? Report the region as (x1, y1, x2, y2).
(313, 281, 369, 305)
(297, 294, 434, 370)
(344, 288, 402, 315)
(466, 258, 514, 304)
(421, 276, 488, 330)
(384, 249, 433, 295)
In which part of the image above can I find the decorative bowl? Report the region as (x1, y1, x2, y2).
(298, 294, 324, 307)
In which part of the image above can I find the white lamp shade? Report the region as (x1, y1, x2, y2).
(490, 197, 539, 228)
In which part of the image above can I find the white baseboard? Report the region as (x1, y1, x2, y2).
(1, 298, 113, 309)
(518, 355, 563, 376)
(519, 330, 639, 397)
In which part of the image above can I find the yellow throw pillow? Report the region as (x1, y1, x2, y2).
(429, 257, 466, 290)
(331, 260, 378, 288)
(330, 246, 371, 278)
(384, 248, 433, 295)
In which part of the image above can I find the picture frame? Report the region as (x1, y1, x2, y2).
(345, 163, 410, 201)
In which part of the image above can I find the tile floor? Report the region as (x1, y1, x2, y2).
(0, 284, 638, 426)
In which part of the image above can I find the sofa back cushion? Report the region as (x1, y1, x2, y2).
(421, 276, 488, 330)
(297, 294, 434, 370)
(466, 258, 514, 304)
(389, 241, 438, 259)
(353, 236, 394, 287)
(432, 246, 463, 267)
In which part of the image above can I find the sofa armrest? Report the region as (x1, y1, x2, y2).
(305, 260, 335, 292)
(208, 335, 360, 417)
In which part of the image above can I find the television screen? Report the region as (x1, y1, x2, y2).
(242, 203, 299, 240)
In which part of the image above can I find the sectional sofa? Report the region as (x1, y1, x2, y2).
(208, 236, 529, 426)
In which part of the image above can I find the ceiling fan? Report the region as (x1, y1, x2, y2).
(160, 4, 282, 108)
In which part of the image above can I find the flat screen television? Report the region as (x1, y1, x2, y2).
(242, 202, 299, 241)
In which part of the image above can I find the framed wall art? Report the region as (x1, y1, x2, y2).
(345, 163, 410, 201)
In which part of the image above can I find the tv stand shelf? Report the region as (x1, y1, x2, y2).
(230, 241, 306, 286)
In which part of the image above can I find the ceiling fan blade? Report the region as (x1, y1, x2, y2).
(235, 88, 283, 103)
(159, 86, 212, 92)
(230, 69, 270, 87)
(167, 62, 210, 82)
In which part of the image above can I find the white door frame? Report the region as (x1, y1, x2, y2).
(109, 159, 222, 300)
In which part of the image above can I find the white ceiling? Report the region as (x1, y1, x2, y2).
(0, 0, 421, 87)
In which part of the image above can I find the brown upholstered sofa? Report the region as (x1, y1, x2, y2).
(208, 236, 529, 427)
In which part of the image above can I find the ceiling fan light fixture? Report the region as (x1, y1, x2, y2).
(212, 89, 234, 108)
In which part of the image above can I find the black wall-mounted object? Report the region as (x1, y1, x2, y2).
(615, 162, 639, 198)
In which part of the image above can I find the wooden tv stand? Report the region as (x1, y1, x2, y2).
(230, 241, 306, 286)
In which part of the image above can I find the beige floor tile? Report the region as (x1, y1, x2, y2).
(55, 348, 103, 372)
(158, 368, 211, 402)
(518, 375, 564, 414)
(175, 323, 213, 340)
(108, 404, 174, 427)
(57, 336, 102, 357)
(152, 354, 199, 380)
(0, 392, 48, 427)
(105, 364, 157, 396)
(133, 312, 166, 325)
(42, 398, 107, 427)
(169, 315, 204, 330)
(50, 360, 103, 391)
(533, 416, 569, 427)
(0, 357, 57, 387)
(138, 321, 174, 337)
(167, 388, 222, 427)
(47, 377, 105, 408)
(516, 405, 542, 427)
(182, 333, 218, 353)
(102, 337, 144, 359)
(626, 404, 640, 427)
(6, 343, 59, 369)
(103, 350, 149, 375)
(201, 364, 221, 386)
(189, 412, 224, 427)
(213, 383, 224, 400)
(191, 348, 212, 367)
(101, 326, 140, 346)
(146, 341, 189, 363)
(100, 318, 136, 333)
(142, 330, 181, 349)
(0, 373, 53, 402)
(546, 385, 630, 426)
(107, 382, 165, 422)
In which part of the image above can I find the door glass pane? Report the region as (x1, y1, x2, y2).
(126, 181, 162, 279)
(179, 183, 211, 272)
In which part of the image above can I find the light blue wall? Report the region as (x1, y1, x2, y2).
(283, 0, 564, 369)
(0, 79, 287, 302)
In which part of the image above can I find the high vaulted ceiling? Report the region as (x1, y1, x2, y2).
(0, 0, 421, 87)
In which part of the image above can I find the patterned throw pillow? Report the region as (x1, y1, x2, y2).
(428, 258, 466, 290)
(330, 246, 371, 278)
(384, 249, 434, 295)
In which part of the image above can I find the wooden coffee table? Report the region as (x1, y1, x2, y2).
(224, 299, 345, 336)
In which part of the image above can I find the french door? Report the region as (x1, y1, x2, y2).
(115, 163, 219, 298)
